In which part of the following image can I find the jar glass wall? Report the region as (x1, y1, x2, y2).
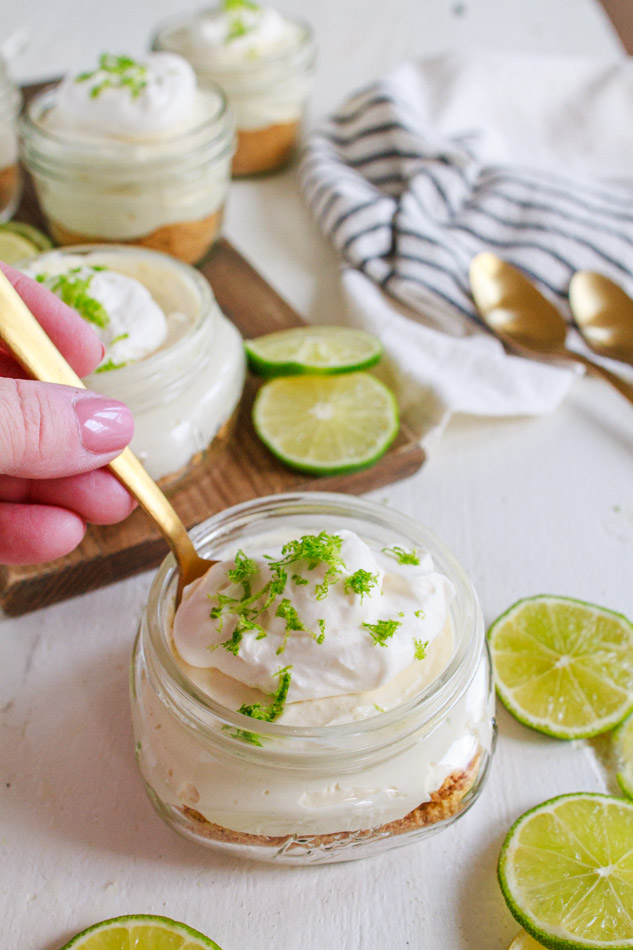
(0, 56, 22, 221)
(22, 244, 245, 488)
(20, 82, 234, 263)
(152, 10, 317, 176)
(131, 492, 496, 864)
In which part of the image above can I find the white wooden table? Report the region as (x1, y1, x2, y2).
(1, 3, 631, 948)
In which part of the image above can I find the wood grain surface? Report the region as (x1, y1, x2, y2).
(0, 99, 425, 615)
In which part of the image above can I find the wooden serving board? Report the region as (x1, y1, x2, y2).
(0, 110, 425, 615)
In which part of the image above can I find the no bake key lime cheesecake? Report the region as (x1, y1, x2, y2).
(131, 494, 495, 864)
(20, 52, 234, 262)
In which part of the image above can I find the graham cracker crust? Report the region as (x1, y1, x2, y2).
(180, 752, 481, 852)
(232, 120, 300, 176)
(0, 163, 19, 214)
(47, 208, 224, 264)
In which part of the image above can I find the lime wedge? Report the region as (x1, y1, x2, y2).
(58, 914, 223, 949)
(614, 711, 633, 799)
(487, 595, 633, 739)
(498, 793, 633, 950)
(252, 371, 399, 475)
(509, 933, 548, 949)
(245, 325, 383, 377)
(0, 221, 53, 264)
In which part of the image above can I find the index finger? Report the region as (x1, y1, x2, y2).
(0, 261, 105, 377)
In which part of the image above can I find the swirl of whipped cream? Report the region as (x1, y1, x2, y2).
(189, 6, 304, 64)
(173, 529, 455, 703)
(52, 52, 197, 137)
(23, 254, 168, 366)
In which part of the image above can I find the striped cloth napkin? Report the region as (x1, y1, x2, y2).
(300, 51, 633, 447)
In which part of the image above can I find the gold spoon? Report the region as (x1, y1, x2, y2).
(569, 271, 633, 366)
(0, 269, 215, 604)
(469, 252, 633, 407)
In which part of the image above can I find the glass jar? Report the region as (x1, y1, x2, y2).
(23, 244, 245, 488)
(19, 81, 234, 264)
(131, 492, 496, 864)
(152, 10, 317, 176)
(0, 56, 22, 221)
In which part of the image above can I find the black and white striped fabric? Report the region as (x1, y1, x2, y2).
(300, 55, 633, 335)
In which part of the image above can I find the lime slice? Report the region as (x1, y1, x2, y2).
(614, 711, 633, 799)
(499, 793, 633, 950)
(509, 933, 548, 949)
(245, 325, 383, 377)
(0, 221, 53, 263)
(58, 914, 223, 949)
(487, 595, 633, 739)
(252, 371, 399, 475)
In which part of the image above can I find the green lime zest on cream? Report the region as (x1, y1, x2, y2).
(344, 569, 379, 602)
(95, 357, 127, 373)
(36, 268, 109, 328)
(362, 618, 401, 647)
(413, 638, 428, 660)
(382, 545, 420, 566)
(239, 666, 292, 722)
(274, 599, 305, 654)
(76, 53, 149, 99)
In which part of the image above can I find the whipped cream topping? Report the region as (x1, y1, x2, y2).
(23, 253, 168, 367)
(173, 529, 455, 707)
(50, 52, 198, 138)
(184, 5, 304, 65)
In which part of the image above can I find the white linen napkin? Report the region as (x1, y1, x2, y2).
(300, 50, 633, 449)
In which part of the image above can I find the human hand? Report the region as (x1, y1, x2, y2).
(0, 261, 136, 565)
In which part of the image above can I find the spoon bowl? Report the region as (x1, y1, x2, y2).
(0, 269, 216, 604)
(569, 271, 633, 365)
(469, 252, 633, 408)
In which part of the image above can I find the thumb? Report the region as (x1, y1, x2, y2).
(0, 379, 134, 479)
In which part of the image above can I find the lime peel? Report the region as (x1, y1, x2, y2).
(488, 594, 633, 740)
(245, 325, 383, 377)
(499, 793, 633, 950)
(57, 914, 223, 949)
(0, 221, 53, 264)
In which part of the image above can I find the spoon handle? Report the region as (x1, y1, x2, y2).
(562, 347, 633, 407)
(0, 269, 197, 566)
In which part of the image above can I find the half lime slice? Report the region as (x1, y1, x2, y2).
(499, 793, 633, 950)
(58, 914, 223, 949)
(0, 221, 53, 263)
(252, 371, 399, 475)
(487, 595, 633, 739)
(245, 325, 383, 377)
(614, 711, 633, 800)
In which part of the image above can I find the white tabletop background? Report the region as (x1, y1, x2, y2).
(1, 2, 632, 949)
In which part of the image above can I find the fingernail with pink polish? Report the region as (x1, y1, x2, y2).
(75, 396, 134, 454)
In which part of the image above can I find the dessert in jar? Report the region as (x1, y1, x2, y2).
(131, 493, 496, 864)
(0, 55, 22, 221)
(151, 2, 317, 176)
(20, 52, 235, 263)
(22, 245, 245, 487)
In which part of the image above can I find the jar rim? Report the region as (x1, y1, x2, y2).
(152, 10, 317, 75)
(143, 492, 484, 746)
(20, 81, 234, 171)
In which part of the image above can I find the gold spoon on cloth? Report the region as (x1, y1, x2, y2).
(0, 269, 215, 604)
(569, 271, 633, 366)
(469, 252, 633, 408)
